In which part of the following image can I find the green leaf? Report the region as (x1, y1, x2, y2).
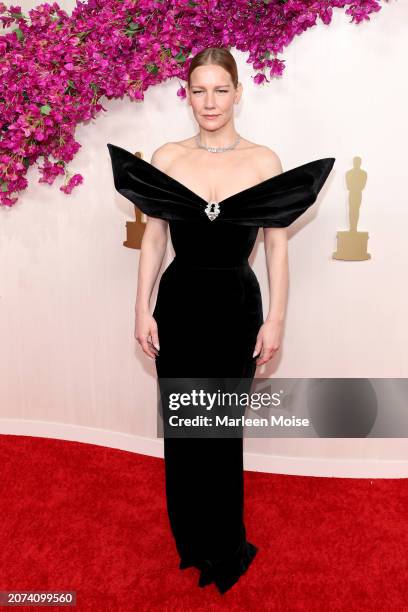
(40, 104, 52, 115)
(174, 51, 186, 63)
(146, 63, 159, 74)
(13, 28, 24, 42)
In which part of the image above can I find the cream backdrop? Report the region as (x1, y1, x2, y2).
(1, 0, 408, 477)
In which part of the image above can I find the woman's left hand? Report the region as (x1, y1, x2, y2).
(252, 318, 284, 366)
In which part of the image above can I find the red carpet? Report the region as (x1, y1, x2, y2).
(0, 433, 407, 611)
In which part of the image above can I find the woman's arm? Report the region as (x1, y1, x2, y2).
(134, 216, 168, 360)
(252, 228, 288, 366)
(263, 227, 289, 325)
(134, 147, 171, 359)
(252, 147, 288, 366)
(135, 216, 168, 316)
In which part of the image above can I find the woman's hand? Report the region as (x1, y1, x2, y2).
(135, 310, 160, 360)
(252, 318, 284, 366)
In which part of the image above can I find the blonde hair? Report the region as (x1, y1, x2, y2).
(187, 47, 238, 89)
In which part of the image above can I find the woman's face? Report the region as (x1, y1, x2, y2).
(187, 64, 242, 130)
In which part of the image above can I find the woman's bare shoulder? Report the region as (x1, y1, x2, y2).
(243, 140, 283, 178)
(150, 142, 181, 172)
(257, 145, 283, 179)
(150, 138, 282, 178)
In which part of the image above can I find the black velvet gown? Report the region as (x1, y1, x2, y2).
(107, 143, 335, 594)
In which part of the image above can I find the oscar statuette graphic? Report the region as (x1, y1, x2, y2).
(123, 151, 146, 250)
(333, 156, 371, 261)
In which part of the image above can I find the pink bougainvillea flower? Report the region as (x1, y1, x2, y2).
(0, 0, 390, 207)
(60, 173, 83, 194)
(177, 85, 187, 99)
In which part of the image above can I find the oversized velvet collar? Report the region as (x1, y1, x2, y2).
(107, 143, 335, 227)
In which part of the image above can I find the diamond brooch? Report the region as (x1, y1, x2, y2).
(205, 201, 220, 221)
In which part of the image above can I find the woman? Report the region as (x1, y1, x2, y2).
(107, 46, 335, 594)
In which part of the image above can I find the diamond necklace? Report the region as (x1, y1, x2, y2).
(195, 133, 241, 221)
(195, 133, 241, 154)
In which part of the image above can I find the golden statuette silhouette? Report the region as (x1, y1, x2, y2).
(332, 156, 371, 261)
(123, 151, 146, 250)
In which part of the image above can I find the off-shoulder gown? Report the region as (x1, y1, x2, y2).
(107, 143, 335, 594)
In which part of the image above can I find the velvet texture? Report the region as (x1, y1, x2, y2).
(107, 143, 335, 227)
(107, 143, 335, 594)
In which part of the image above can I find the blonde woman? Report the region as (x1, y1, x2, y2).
(108, 46, 334, 594)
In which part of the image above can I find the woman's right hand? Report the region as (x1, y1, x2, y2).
(135, 311, 160, 360)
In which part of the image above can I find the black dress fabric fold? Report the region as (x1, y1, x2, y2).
(107, 143, 335, 594)
(107, 143, 335, 227)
